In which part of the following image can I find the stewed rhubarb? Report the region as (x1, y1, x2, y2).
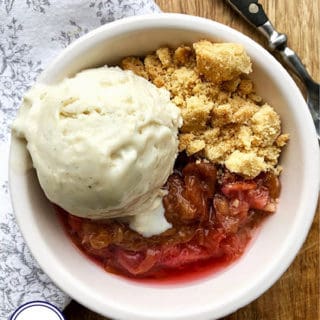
(56, 154, 280, 280)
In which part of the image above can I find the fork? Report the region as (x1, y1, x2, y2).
(226, 0, 320, 140)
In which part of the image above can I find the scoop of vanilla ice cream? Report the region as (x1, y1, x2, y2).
(13, 67, 182, 225)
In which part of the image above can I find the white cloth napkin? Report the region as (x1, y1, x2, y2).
(0, 1, 161, 318)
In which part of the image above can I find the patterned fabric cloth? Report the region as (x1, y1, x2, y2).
(0, 1, 160, 318)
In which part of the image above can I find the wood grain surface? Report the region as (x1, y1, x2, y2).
(64, 1, 320, 319)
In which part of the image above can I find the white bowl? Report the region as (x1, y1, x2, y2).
(9, 14, 320, 320)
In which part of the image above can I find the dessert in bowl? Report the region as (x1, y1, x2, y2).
(9, 14, 319, 320)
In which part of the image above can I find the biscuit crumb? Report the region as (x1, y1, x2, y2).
(276, 133, 289, 147)
(193, 41, 252, 83)
(144, 55, 164, 81)
(251, 104, 281, 146)
(225, 151, 266, 178)
(186, 139, 206, 155)
(222, 78, 241, 92)
(121, 57, 148, 79)
(181, 96, 213, 133)
(179, 133, 195, 152)
(239, 79, 254, 95)
(174, 46, 194, 66)
(156, 47, 172, 67)
(121, 40, 288, 178)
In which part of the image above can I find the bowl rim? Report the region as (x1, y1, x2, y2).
(9, 13, 320, 320)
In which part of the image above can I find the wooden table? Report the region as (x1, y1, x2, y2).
(64, 1, 320, 319)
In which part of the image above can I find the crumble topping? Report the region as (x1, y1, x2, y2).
(193, 41, 252, 83)
(121, 40, 289, 178)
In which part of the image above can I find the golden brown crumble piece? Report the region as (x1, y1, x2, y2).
(173, 46, 195, 66)
(233, 104, 259, 124)
(276, 133, 290, 147)
(179, 133, 195, 152)
(172, 95, 186, 108)
(121, 57, 148, 79)
(216, 91, 231, 104)
(222, 77, 241, 92)
(225, 150, 267, 178)
(193, 40, 252, 83)
(250, 104, 281, 146)
(248, 93, 263, 104)
(144, 54, 165, 82)
(156, 47, 172, 67)
(256, 146, 281, 167)
(152, 77, 165, 88)
(181, 96, 213, 133)
(202, 128, 220, 144)
(168, 68, 199, 97)
(205, 142, 233, 163)
(238, 79, 254, 95)
(230, 96, 259, 122)
(186, 139, 206, 155)
(192, 81, 220, 100)
(211, 103, 234, 127)
(237, 126, 253, 149)
(121, 40, 288, 178)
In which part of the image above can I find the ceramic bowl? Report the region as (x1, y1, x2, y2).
(9, 14, 320, 320)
